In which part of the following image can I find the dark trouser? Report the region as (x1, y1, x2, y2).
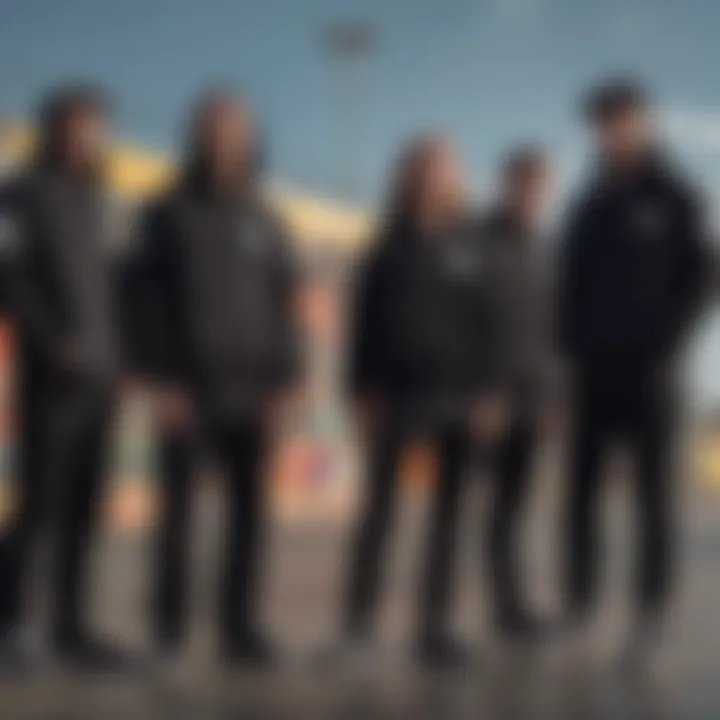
(1, 367, 113, 641)
(152, 415, 268, 650)
(486, 418, 536, 616)
(565, 366, 676, 618)
(344, 423, 468, 641)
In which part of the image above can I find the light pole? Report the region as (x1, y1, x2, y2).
(322, 21, 378, 203)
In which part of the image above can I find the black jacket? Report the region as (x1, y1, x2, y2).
(557, 154, 711, 371)
(127, 182, 298, 414)
(0, 167, 120, 381)
(348, 219, 504, 425)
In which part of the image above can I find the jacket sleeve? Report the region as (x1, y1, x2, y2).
(0, 180, 65, 360)
(346, 249, 386, 399)
(472, 237, 513, 395)
(109, 241, 133, 374)
(125, 201, 187, 382)
(555, 200, 587, 361)
(660, 189, 715, 357)
(478, 283, 510, 394)
(269, 219, 301, 391)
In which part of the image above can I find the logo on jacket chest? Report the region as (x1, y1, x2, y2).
(630, 200, 665, 240)
(237, 217, 268, 254)
(441, 243, 482, 280)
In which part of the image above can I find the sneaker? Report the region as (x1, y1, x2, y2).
(551, 609, 602, 670)
(415, 633, 477, 671)
(494, 606, 546, 644)
(620, 613, 663, 673)
(0, 624, 47, 675)
(314, 635, 375, 673)
(221, 630, 279, 669)
(150, 644, 187, 680)
(53, 630, 138, 673)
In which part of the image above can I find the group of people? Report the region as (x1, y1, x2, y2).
(0, 77, 712, 674)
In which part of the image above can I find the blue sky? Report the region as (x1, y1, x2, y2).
(1, 0, 719, 401)
(1, 0, 720, 206)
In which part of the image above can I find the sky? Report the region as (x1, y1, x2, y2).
(0, 0, 718, 401)
(1, 0, 720, 205)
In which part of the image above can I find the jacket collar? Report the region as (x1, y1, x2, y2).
(484, 205, 537, 244)
(595, 146, 671, 192)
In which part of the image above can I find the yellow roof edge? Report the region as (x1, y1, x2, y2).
(0, 119, 373, 250)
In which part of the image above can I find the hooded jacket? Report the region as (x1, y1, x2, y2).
(557, 152, 711, 372)
(127, 174, 298, 415)
(347, 218, 505, 426)
(0, 165, 119, 382)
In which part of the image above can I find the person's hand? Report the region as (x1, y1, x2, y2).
(56, 340, 89, 376)
(264, 390, 299, 433)
(470, 393, 511, 446)
(354, 394, 382, 442)
(153, 384, 195, 432)
(119, 375, 147, 399)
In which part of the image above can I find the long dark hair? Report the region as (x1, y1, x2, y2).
(35, 84, 109, 178)
(380, 134, 465, 245)
(180, 88, 262, 193)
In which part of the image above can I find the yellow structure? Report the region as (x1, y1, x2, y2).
(0, 120, 372, 252)
(694, 430, 720, 489)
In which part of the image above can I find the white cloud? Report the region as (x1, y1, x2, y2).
(661, 108, 720, 153)
(660, 108, 720, 232)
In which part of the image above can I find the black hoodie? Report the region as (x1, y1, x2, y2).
(127, 175, 298, 415)
(348, 218, 505, 426)
(557, 152, 711, 372)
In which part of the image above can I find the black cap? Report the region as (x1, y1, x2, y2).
(582, 77, 650, 122)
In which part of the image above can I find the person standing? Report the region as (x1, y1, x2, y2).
(338, 136, 508, 668)
(557, 79, 711, 661)
(0, 86, 129, 669)
(127, 90, 298, 667)
(479, 146, 555, 641)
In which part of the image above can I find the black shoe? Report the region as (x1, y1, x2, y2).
(561, 605, 593, 637)
(0, 624, 47, 675)
(222, 630, 279, 669)
(314, 635, 375, 673)
(151, 648, 186, 680)
(620, 612, 663, 673)
(415, 633, 476, 671)
(495, 606, 545, 643)
(53, 630, 137, 673)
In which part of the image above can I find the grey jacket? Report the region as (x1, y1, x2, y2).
(479, 208, 554, 413)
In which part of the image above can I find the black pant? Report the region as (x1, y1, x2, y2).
(344, 423, 468, 640)
(565, 367, 676, 617)
(486, 419, 536, 616)
(0, 368, 113, 641)
(152, 415, 268, 649)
